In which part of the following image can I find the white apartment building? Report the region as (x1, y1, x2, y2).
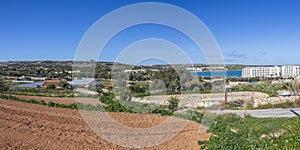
(281, 66, 300, 78)
(242, 66, 281, 78)
(185, 67, 202, 72)
(242, 66, 300, 78)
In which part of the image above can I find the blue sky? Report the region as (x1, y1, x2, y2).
(0, 0, 300, 65)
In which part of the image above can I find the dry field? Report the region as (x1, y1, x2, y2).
(133, 92, 269, 107)
(0, 98, 210, 149)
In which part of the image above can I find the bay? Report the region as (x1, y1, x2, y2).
(191, 70, 242, 77)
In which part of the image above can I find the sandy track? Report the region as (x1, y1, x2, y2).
(0, 99, 210, 149)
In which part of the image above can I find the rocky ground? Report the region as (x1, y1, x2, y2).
(132, 92, 269, 108)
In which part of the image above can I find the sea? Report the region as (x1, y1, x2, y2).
(191, 70, 242, 78)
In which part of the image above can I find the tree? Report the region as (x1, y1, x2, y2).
(149, 79, 165, 94)
(129, 84, 146, 93)
(151, 68, 180, 92)
(59, 79, 68, 88)
(168, 96, 180, 112)
(203, 82, 212, 91)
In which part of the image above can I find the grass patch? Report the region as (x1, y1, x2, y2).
(199, 113, 300, 149)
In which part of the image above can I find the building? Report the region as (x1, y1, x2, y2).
(124, 69, 146, 73)
(68, 78, 95, 88)
(32, 76, 47, 81)
(242, 65, 300, 78)
(281, 66, 300, 78)
(242, 66, 281, 78)
(186, 66, 227, 72)
(185, 67, 202, 72)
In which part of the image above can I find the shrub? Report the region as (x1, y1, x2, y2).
(47, 101, 55, 107)
(0, 80, 9, 91)
(40, 100, 46, 105)
(104, 102, 131, 112)
(133, 93, 150, 98)
(168, 96, 180, 112)
(46, 84, 56, 89)
(244, 100, 254, 110)
(151, 108, 173, 116)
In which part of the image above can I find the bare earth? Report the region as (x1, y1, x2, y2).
(6, 94, 99, 105)
(0, 99, 210, 149)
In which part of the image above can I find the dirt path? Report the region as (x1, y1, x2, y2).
(0, 99, 210, 149)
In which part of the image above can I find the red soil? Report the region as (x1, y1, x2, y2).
(0, 98, 210, 149)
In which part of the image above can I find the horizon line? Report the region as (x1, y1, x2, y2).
(0, 60, 300, 66)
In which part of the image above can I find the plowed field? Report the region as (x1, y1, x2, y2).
(0, 98, 210, 149)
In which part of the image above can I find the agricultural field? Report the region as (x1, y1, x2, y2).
(1, 92, 300, 149)
(0, 98, 210, 149)
(4, 94, 98, 105)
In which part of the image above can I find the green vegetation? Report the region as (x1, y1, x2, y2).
(168, 96, 180, 112)
(0, 61, 72, 79)
(257, 99, 300, 109)
(0, 94, 79, 110)
(0, 79, 9, 91)
(46, 84, 56, 89)
(3, 61, 300, 149)
(225, 65, 245, 71)
(285, 78, 300, 96)
(0, 94, 105, 111)
(132, 93, 151, 98)
(3, 87, 98, 98)
(173, 110, 203, 123)
(227, 77, 260, 82)
(129, 82, 149, 93)
(199, 113, 300, 149)
(232, 83, 285, 97)
(129, 71, 150, 81)
(151, 67, 191, 92)
(0, 92, 176, 116)
(99, 95, 174, 115)
(0, 92, 201, 119)
(4, 88, 75, 97)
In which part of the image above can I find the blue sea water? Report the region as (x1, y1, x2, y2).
(191, 70, 242, 78)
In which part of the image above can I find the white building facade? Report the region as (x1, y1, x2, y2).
(281, 66, 300, 78)
(242, 66, 281, 78)
(242, 66, 300, 78)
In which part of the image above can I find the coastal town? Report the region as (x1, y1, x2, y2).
(1, 61, 300, 109)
